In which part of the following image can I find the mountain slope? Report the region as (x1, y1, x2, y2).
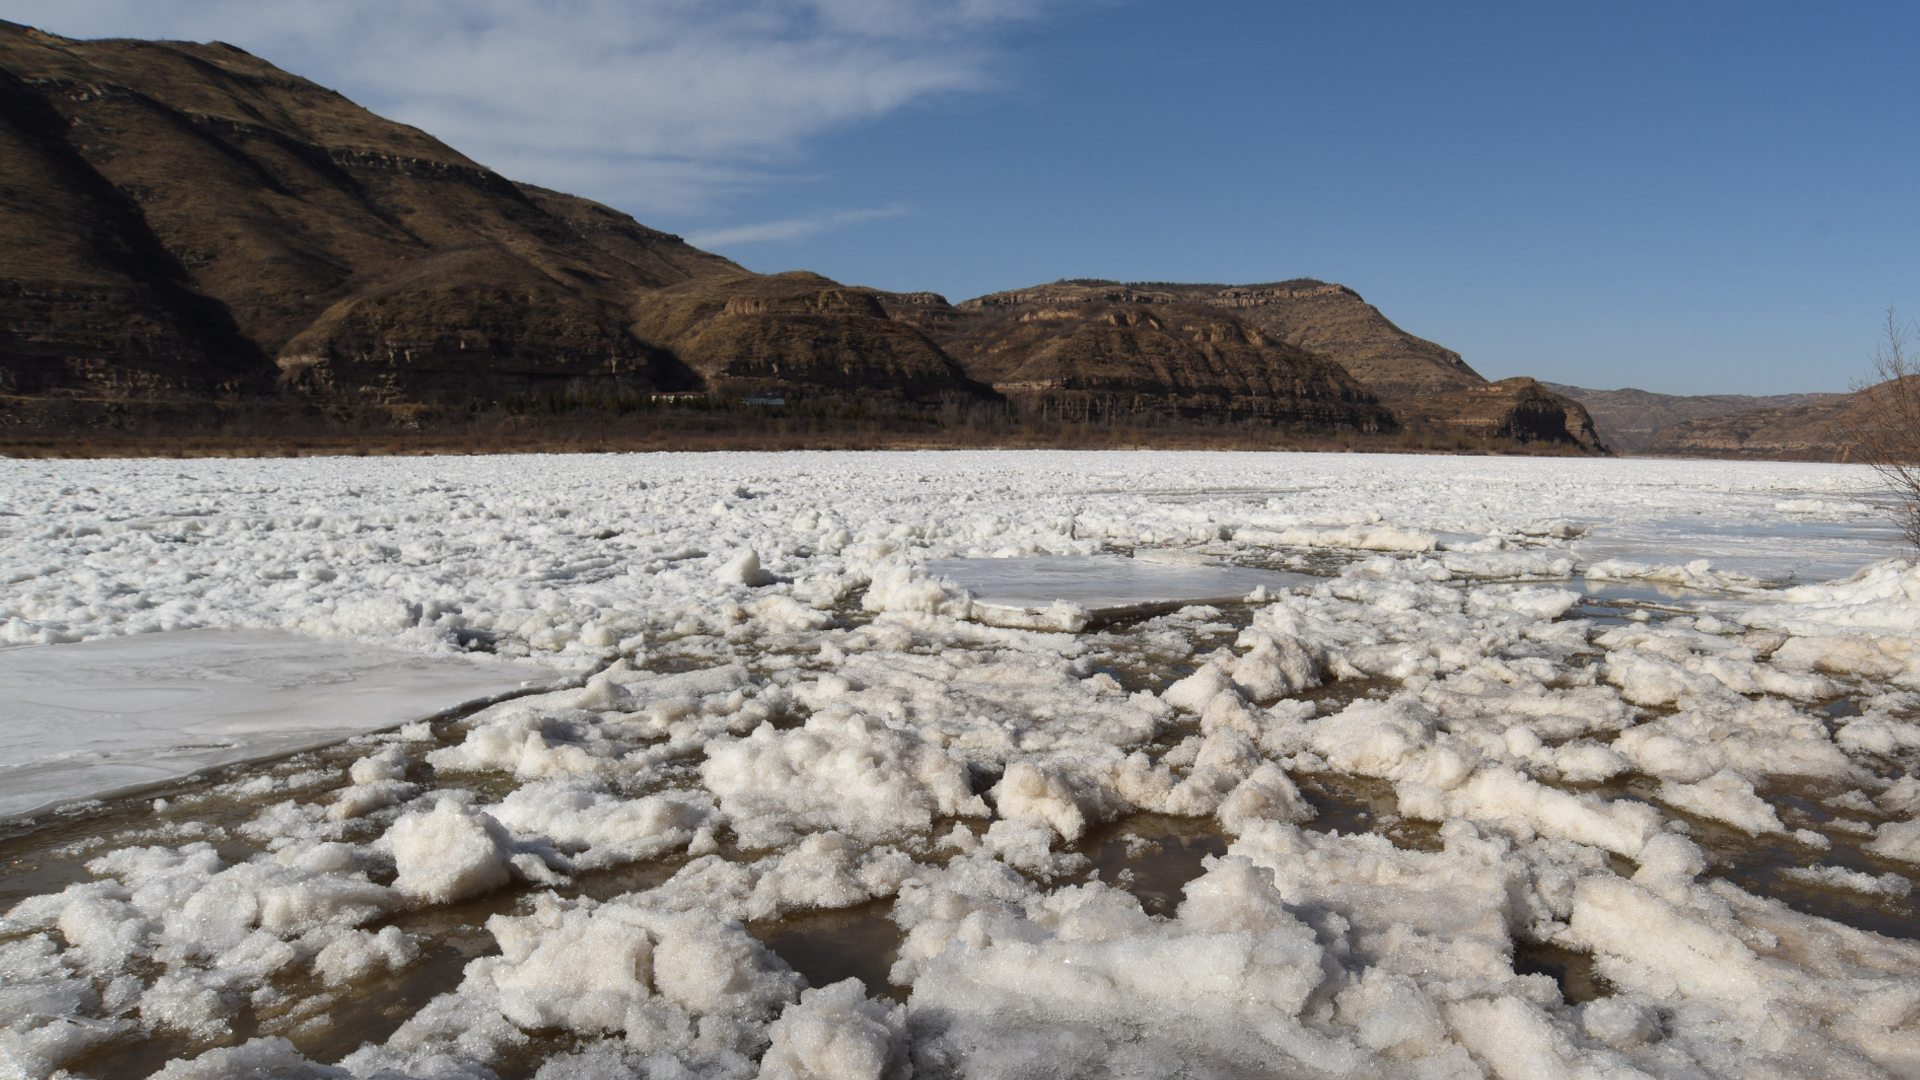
(0, 21, 749, 402)
(0, 21, 998, 410)
(628, 272, 993, 403)
(1543, 383, 1841, 454)
(1640, 394, 1865, 460)
(925, 281, 1598, 446)
(1, 21, 1597, 444)
(0, 59, 268, 396)
(894, 288, 1394, 430)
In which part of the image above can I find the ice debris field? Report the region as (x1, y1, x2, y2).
(3, 449, 1920, 1080)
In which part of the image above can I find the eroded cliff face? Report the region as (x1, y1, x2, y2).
(1402, 377, 1606, 452)
(906, 288, 1393, 431)
(0, 22, 738, 405)
(627, 273, 993, 405)
(926, 282, 1599, 446)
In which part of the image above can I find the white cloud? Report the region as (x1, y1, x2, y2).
(687, 203, 911, 246)
(1, 0, 1049, 214)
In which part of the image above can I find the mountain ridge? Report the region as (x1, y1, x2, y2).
(1543, 383, 1842, 454)
(1638, 393, 1865, 461)
(0, 21, 1598, 450)
(931, 280, 1600, 448)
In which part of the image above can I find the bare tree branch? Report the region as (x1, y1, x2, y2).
(1842, 309, 1920, 550)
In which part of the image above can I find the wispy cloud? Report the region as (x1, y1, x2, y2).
(689, 203, 912, 247)
(2, 0, 1052, 214)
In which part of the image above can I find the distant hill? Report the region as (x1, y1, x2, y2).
(877, 286, 1395, 431)
(1543, 384, 1842, 454)
(925, 282, 1601, 448)
(1638, 393, 1866, 461)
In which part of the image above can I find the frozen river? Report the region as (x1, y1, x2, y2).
(3, 450, 1918, 1079)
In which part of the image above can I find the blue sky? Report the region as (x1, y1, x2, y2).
(8, 1, 1916, 395)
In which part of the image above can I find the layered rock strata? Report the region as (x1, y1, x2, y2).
(1544, 384, 1842, 454)
(1642, 394, 1866, 460)
(926, 282, 1599, 446)
(0, 22, 986, 409)
(901, 290, 1394, 430)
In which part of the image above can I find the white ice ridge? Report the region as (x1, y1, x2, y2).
(4, 450, 1920, 1080)
(0, 629, 555, 819)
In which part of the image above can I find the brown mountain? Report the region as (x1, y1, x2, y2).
(1640, 393, 1865, 461)
(917, 281, 1600, 447)
(1542, 383, 1842, 454)
(0, 22, 984, 409)
(627, 272, 991, 403)
(880, 287, 1393, 430)
(0, 22, 1599, 447)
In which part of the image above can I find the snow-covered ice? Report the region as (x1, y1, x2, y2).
(927, 554, 1315, 630)
(0, 630, 555, 820)
(3, 450, 1919, 1080)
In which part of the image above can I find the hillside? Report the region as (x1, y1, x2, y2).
(879, 288, 1393, 431)
(1640, 393, 1865, 460)
(1543, 383, 1841, 454)
(1, 22, 1604, 450)
(627, 272, 992, 404)
(927, 282, 1601, 448)
(0, 21, 989, 411)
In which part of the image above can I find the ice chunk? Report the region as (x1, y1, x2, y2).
(148, 1038, 346, 1079)
(313, 925, 420, 986)
(387, 801, 514, 904)
(758, 978, 908, 1080)
(991, 760, 1129, 842)
(718, 548, 776, 587)
(1655, 770, 1786, 835)
(1866, 819, 1920, 865)
(894, 864, 1331, 1077)
(702, 713, 987, 848)
(1779, 864, 1912, 900)
(487, 782, 714, 870)
(487, 895, 656, 1033)
(927, 556, 1312, 628)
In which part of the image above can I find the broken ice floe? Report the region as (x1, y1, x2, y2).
(0, 629, 555, 819)
(927, 554, 1316, 630)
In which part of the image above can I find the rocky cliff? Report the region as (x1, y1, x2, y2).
(628, 272, 992, 404)
(926, 281, 1599, 447)
(892, 288, 1394, 430)
(0, 22, 987, 410)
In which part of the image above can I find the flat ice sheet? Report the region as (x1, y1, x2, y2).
(0, 629, 554, 819)
(929, 555, 1314, 619)
(1573, 506, 1903, 585)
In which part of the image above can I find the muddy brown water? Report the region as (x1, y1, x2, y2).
(754, 900, 906, 1004)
